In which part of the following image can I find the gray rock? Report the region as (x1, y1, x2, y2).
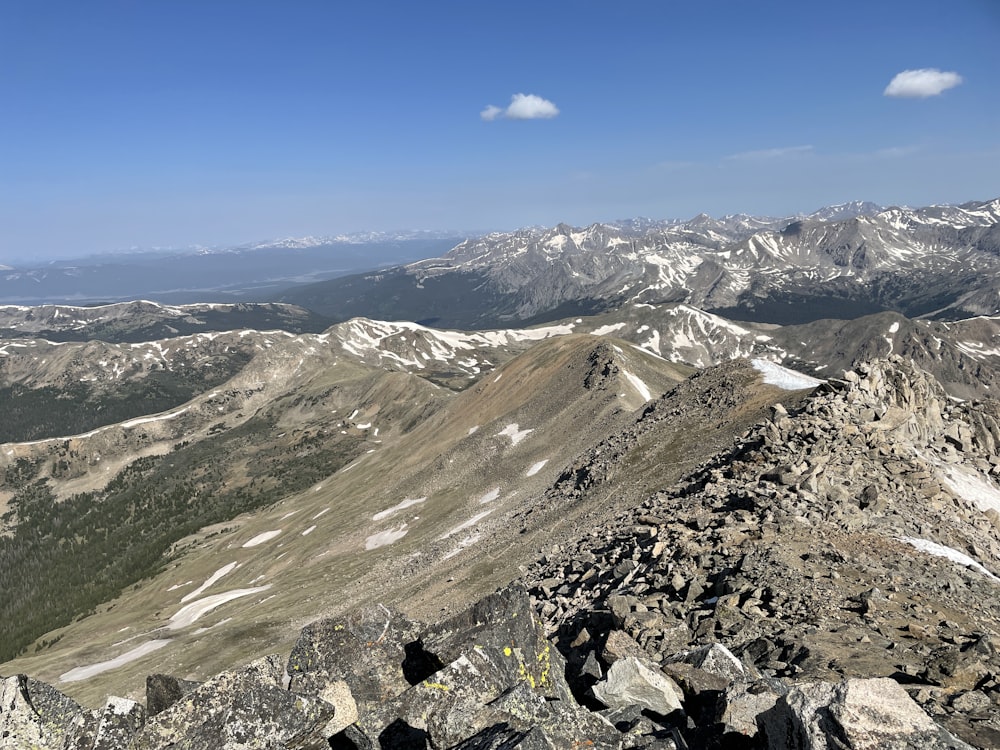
(717, 679, 786, 740)
(89, 697, 145, 750)
(450, 724, 557, 749)
(356, 647, 532, 747)
(0, 674, 82, 749)
(145, 673, 200, 717)
(663, 643, 754, 683)
(480, 682, 622, 748)
(286, 603, 423, 716)
(592, 656, 684, 716)
(760, 677, 974, 749)
(419, 584, 572, 702)
(131, 655, 335, 750)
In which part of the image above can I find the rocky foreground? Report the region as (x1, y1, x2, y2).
(3, 357, 1000, 748)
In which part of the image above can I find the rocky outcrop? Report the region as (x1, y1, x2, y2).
(521, 357, 1000, 747)
(0, 583, 982, 749)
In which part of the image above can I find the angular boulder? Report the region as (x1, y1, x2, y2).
(419, 584, 573, 702)
(146, 673, 200, 717)
(592, 656, 684, 716)
(760, 677, 974, 749)
(286, 603, 423, 717)
(0, 674, 83, 749)
(130, 655, 335, 750)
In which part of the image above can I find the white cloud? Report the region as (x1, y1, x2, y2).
(884, 68, 962, 98)
(481, 93, 559, 121)
(725, 145, 814, 161)
(480, 105, 503, 122)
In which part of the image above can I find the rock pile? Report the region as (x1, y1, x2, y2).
(0, 583, 976, 749)
(522, 357, 1000, 747)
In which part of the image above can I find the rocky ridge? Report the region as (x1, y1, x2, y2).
(3, 357, 999, 747)
(522, 357, 1000, 747)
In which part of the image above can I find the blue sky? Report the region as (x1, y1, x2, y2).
(1, 1, 997, 262)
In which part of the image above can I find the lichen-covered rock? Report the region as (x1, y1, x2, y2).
(760, 677, 974, 749)
(419, 584, 573, 702)
(0, 674, 82, 749)
(130, 655, 335, 750)
(479, 682, 621, 748)
(449, 724, 557, 749)
(354, 647, 529, 747)
(89, 696, 145, 750)
(286, 603, 423, 716)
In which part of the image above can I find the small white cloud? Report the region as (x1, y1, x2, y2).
(480, 105, 503, 122)
(725, 145, 814, 161)
(481, 93, 559, 121)
(884, 68, 962, 98)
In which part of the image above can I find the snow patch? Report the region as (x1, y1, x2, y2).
(937, 464, 1000, 515)
(888, 321, 900, 333)
(439, 510, 493, 540)
(477, 488, 500, 504)
(373, 497, 427, 521)
(242, 530, 282, 548)
(468, 425, 479, 436)
(365, 524, 408, 550)
(442, 534, 481, 561)
(302, 525, 316, 536)
(498, 423, 532, 446)
(900, 537, 998, 580)
(751, 359, 824, 390)
(621, 370, 652, 402)
(181, 562, 238, 603)
(592, 322, 626, 336)
(168, 586, 272, 629)
(60, 640, 173, 683)
(525, 460, 548, 477)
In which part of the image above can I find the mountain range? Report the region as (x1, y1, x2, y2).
(282, 198, 1000, 328)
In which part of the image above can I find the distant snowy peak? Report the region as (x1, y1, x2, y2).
(224, 230, 465, 253)
(805, 201, 884, 222)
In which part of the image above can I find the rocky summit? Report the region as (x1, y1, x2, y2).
(3, 355, 1000, 748)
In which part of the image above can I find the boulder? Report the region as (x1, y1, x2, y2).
(663, 643, 755, 683)
(355, 646, 533, 747)
(481, 682, 621, 747)
(592, 656, 684, 716)
(450, 724, 557, 749)
(145, 673, 200, 716)
(0, 674, 83, 749)
(419, 584, 572, 702)
(286, 603, 423, 716)
(130, 655, 335, 750)
(759, 677, 974, 749)
(717, 679, 786, 741)
(89, 697, 146, 750)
